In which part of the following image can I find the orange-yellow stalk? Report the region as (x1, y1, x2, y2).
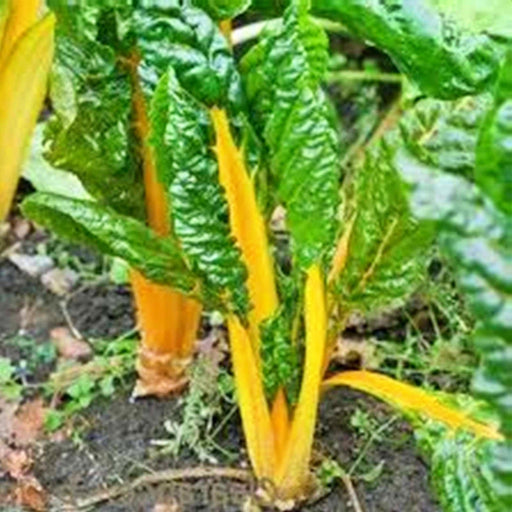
(323, 371, 503, 441)
(227, 315, 276, 479)
(211, 107, 278, 349)
(274, 264, 327, 500)
(0, 8, 54, 221)
(271, 388, 290, 462)
(0, 0, 40, 70)
(128, 55, 201, 397)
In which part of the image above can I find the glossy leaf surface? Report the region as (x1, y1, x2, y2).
(192, 0, 251, 20)
(242, 1, 341, 268)
(150, 71, 250, 316)
(313, 0, 505, 99)
(134, 1, 243, 109)
(416, 400, 504, 512)
(332, 101, 442, 312)
(22, 193, 197, 294)
(44, 10, 145, 218)
(476, 49, 512, 215)
(398, 56, 512, 503)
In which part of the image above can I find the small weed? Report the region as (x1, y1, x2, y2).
(6, 334, 57, 372)
(378, 261, 478, 390)
(151, 355, 236, 463)
(350, 407, 381, 440)
(43, 334, 136, 431)
(35, 234, 109, 282)
(317, 458, 346, 488)
(0, 356, 23, 400)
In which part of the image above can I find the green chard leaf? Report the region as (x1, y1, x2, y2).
(415, 397, 502, 512)
(149, 71, 250, 316)
(476, 48, 512, 215)
(332, 102, 445, 313)
(421, 95, 491, 180)
(334, 94, 495, 313)
(397, 55, 512, 503)
(22, 193, 197, 294)
(191, 0, 251, 20)
(260, 273, 302, 403)
(45, 7, 145, 219)
(311, 0, 505, 99)
(335, 146, 433, 312)
(241, 0, 341, 269)
(134, 1, 244, 110)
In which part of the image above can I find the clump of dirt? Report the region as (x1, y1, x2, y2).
(0, 260, 63, 348)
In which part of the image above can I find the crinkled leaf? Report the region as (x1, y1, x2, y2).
(476, 48, 512, 214)
(150, 71, 250, 316)
(260, 274, 301, 403)
(134, 1, 244, 109)
(336, 149, 433, 312)
(45, 17, 145, 218)
(47, 0, 133, 46)
(333, 102, 448, 312)
(22, 193, 197, 294)
(242, 1, 341, 268)
(192, 0, 251, 20)
(397, 135, 512, 506)
(312, 0, 504, 99)
(421, 94, 491, 179)
(415, 397, 503, 512)
(334, 94, 493, 312)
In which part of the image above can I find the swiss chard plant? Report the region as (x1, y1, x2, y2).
(19, 0, 511, 509)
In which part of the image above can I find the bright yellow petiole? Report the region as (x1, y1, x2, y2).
(211, 107, 279, 351)
(275, 264, 327, 500)
(323, 371, 503, 440)
(0, 0, 40, 70)
(128, 54, 202, 397)
(0, 9, 54, 221)
(227, 315, 276, 479)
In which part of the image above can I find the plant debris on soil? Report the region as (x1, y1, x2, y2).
(0, 221, 440, 511)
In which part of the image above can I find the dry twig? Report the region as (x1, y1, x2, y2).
(61, 466, 253, 510)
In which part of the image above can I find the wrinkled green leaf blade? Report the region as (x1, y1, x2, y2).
(150, 71, 250, 316)
(312, 0, 505, 99)
(22, 192, 197, 293)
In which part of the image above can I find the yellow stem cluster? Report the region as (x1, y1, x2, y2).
(211, 107, 502, 506)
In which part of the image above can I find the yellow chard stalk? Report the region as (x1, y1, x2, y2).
(274, 264, 327, 501)
(127, 55, 202, 397)
(0, 1, 54, 221)
(323, 371, 503, 441)
(211, 107, 279, 351)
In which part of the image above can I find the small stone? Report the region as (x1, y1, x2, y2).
(50, 327, 92, 361)
(41, 268, 79, 296)
(12, 219, 31, 239)
(8, 254, 54, 278)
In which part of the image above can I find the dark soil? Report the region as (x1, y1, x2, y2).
(31, 388, 438, 512)
(67, 284, 135, 340)
(0, 248, 439, 512)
